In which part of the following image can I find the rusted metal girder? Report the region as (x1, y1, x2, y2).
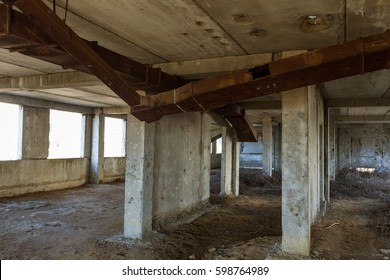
(212, 104, 257, 142)
(135, 30, 390, 122)
(9, 0, 141, 106)
(0, 1, 256, 141)
(0, 1, 185, 91)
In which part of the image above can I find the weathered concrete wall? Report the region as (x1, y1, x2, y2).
(103, 157, 125, 182)
(153, 112, 210, 221)
(337, 124, 390, 172)
(0, 158, 89, 197)
(210, 153, 221, 168)
(240, 141, 262, 168)
(20, 106, 50, 160)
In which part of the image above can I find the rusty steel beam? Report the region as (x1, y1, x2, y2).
(212, 104, 257, 142)
(0, 2, 185, 94)
(135, 30, 390, 122)
(10, 0, 141, 106)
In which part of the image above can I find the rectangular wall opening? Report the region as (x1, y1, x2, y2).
(48, 109, 83, 159)
(104, 116, 126, 157)
(0, 102, 20, 161)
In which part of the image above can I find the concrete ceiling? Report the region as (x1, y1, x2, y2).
(1, 0, 390, 115)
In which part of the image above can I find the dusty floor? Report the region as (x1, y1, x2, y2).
(0, 169, 389, 260)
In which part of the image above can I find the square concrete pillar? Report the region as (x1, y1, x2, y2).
(211, 141, 217, 154)
(81, 114, 92, 158)
(274, 123, 282, 172)
(124, 114, 155, 239)
(19, 106, 49, 159)
(281, 86, 316, 256)
(200, 113, 212, 201)
(262, 116, 273, 176)
(231, 133, 240, 196)
(91, 113, 104, 183)
(220, 126, 232, 196)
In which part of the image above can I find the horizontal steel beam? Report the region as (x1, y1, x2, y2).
(134, 31, 390, 122)
(0, 2, 185, 96)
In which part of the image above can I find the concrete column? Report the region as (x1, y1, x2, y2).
(329, 116, 336, 180)
(124, 114, 155, 239)
(220, 126, 232, 196)
(211, 141, 217, 154)
(91, 113, 104, 183)
(200, 113, 211, 201)
(19, 106, 49, 159)
(262, 116, 273, 176)
(231, 133, 240, 196)
(81, 114, 92, 158)
(324, 108, 330, 204)
(281, 86, 315, 256)
(274, 123, 282, 172)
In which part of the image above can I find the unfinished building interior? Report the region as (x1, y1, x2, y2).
(0, 0, 390, 260)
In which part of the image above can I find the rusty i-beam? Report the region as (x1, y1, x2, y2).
(0, 0, 257, 141)
(7, 0, 141, 106)
(133, 30, 390, 122)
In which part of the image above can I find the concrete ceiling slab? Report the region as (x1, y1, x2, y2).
(346, 0, 390, 40)
(43, 0, 166, 64)
(1, 0, 390, 110)
(196, 0, 345, 53)
(52, 0, 245, 62)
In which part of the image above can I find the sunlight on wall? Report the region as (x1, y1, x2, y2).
(0, 102, 20, 160)
(48, 109, 83, 159)
(104, 117, 126, 157)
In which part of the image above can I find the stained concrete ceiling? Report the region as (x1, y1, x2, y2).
(0, 0, 390, 115)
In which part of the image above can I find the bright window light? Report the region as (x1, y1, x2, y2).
(0, 102, 20, 160)
(217, 137, 222, 154)
(356, 167, 375, 173)
(49, 109, 83, 159)
(104, 117, 126, 157)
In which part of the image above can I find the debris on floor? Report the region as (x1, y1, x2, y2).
(0, 168, 389, 259)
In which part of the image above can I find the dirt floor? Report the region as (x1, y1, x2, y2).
(0, 168, 389, 260)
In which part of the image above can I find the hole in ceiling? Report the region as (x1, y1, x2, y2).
(195, 21, 205, 26)
(204, 28, 214, 33)
(299, 14, 335, 33)
(232, 13, 251, 23)
(211, 35, 221, 39)
(249, 28, 267, 37)
(181, 32, 189, 36)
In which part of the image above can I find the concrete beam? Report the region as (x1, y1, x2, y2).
(0, 71, 101, 90)
(333, 115, 390, 123)
(241, 101, 282, 110)
(124, 114, 155, 239)
(154, 53, 272, 80)
(0, 92, 92, 114)
(326, 97, 390, 108)
(100, 107, 130, 115)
